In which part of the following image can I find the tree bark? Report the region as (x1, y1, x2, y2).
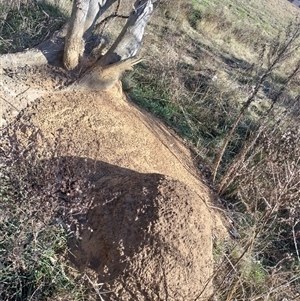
(75, 0, 153, 90)
(98, 0, 153, 67)
(0, 0, 117, 70)
(63, 0, 120, 70)
(63, 0, 90, 70)
(0, 32, 65, 70)
(0, 0, 153, 76)
(83, 0, 118, 39)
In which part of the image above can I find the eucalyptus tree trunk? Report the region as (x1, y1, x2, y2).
(98, 0, 153, 66)
(63, 0, 119, 70)
(77, 0, 153, 87)
(63, 0, 90, 70)
(0, 0, 153, 76)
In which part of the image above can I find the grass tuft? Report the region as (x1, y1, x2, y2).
(0, 0, 67, 53)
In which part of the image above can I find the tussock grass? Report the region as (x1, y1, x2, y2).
(0, 0, 67, 53)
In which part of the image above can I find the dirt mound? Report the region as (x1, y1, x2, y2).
(1, 67, 227, 299)
(66, 160, 212, 300)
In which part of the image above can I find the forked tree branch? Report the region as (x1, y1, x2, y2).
(98, 0, 153, 66)
(0, 0, 119, 70)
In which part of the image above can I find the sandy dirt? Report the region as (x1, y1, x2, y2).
(0, 65, 227, 300)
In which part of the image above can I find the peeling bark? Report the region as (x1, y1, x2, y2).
(98, 0, 153, 66)
(84, 0, 118, 38)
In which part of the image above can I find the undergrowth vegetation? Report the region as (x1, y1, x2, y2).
(1, 0, 300, 300)
(0, 0, 67, 53)
(128, 0, 300, 299)
(0, 122, 98, 300)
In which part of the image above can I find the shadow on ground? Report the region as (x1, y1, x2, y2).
(39, 156, 213, 300)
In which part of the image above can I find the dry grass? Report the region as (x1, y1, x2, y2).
(129, 1, 300, 299)
(0, 115, 103, 300)
(0, 0, 68, 53)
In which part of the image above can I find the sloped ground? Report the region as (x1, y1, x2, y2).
(0, 66, 227, 300)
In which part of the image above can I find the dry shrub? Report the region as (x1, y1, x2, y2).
(240, 125, 300, 252)
(212, 116, 300, 300)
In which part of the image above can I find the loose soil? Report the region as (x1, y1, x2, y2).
(0, 65, 227, 300)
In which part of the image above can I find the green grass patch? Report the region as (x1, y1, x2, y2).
(131, 84, 196, 140)
(188, 8, 202, 30)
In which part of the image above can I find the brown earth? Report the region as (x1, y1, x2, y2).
(0, 65, 228, 300)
